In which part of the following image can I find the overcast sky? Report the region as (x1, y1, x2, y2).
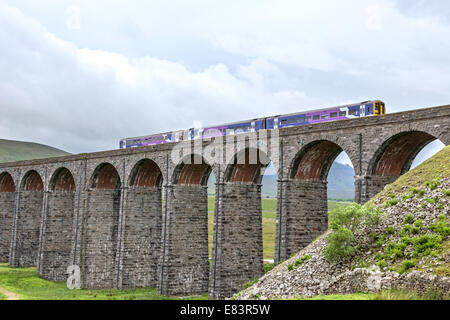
(0, 0, 447, 167)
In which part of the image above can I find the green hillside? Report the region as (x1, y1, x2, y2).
(0, 139, 70, 163)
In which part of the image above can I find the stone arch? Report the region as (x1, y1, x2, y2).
(83, 162, 121, 288)
(224, 147, 271, 184)
(20, 170, 44, 192)
(13, 170, 44, 267)
(289, 140, 345, 181)
(49, 167, 76, 192)
(0, 172, 15, 262)
(39, 167, 76, 281)
(128, 159, 163, 188)
(90, 163, 121, 190)
(0, 172, 15, 192)
(368, 131, 438, 177)
(172, 154, 213, 186)
(122, 159, 163, 288)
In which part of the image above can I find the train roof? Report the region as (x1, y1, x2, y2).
(121, 100, 383, 141)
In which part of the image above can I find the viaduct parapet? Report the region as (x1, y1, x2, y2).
(0, 104, 449, 299)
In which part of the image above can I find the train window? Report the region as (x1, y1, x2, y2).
(305, 116, 311, 122)
(289, 118, 295, 124)
(330, 112, 338, 118)
(339, 111, 346, 117)
(297, 117, 304, 123)
(281, 120, 288, 125)
(322, 114, 329, 120)
(349, 109, 358, 116)
(313, 115, 320, 120)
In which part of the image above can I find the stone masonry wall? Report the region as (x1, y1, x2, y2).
(210, 183, 264, 299)
(121, 187, 162, 288)
(158, 185, 209, 296)
(39, 191, 75, 281)
(12, 191, 43, 267)
(81, 189, 120, 289)
(275, 180, 328, 264)
(0, 193, 14, 262)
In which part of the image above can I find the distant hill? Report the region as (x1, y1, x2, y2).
(0, 139, 70, 163)
(207, 161, 355, 200)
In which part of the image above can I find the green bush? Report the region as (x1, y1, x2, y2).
(386, 226, 395, 235)
(377, 260, 387, 269)
(287, 264, 294, 271)
(323, 203, 383, 262)
(425, 179, 440, 191)
(444, 189, 450, 197)
(429, 215, 450, 237)
(403, 214, 414, 225)
(384, 198, 398, 208)
(399, 259, 416, 274)
(410, 187, 419, 194)
(323, 226, 355, 262)
(417, 189, 425, 197)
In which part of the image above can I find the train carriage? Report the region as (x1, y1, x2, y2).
(119, 100, 386, 149)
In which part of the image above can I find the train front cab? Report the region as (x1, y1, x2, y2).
(374, 101, 386, 116)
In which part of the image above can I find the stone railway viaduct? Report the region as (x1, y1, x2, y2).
(0, 105, 449, 299)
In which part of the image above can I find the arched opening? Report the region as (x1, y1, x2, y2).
(282, 140, 353, 261)
(212, 147, 271, 299)
(366, 131, 444, 200)
(13, 170, 44, 267)
(122, 159, 163, 288)
(0, 172, 15, 263)
(370, 131, 436, 177)
(39, 168, 76, 280)
(83, 163, 121, 288)
(158, 154, 211, 296)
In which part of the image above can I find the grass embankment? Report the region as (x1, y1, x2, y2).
(0, 139, 70, 163)
(0, 292, 6, 300)
(0, 263, 207, 300)
(207, 197, 351, 260)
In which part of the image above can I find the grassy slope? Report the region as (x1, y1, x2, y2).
(0, 264, 207, 300)
(0, 139, 70, 163)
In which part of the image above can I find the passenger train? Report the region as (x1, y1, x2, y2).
(119, 100, 386, 149)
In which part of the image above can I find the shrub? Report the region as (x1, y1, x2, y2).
(377, 260, 387, 269)
(429, 215, 450, 237)
(425, 179, 440, 191)
(445, 189, 450, 197)
(410, 187, 418, 194)
(403, 214, 414, 225)
(425, 197, 436, 204)
(386, 226, 395, 235)
(384, 198, 398, 208)
(287, 264, 294, 271)
(417, 189, 425, 197)
(323, 203, 383, 262)
(399, 259, 416, 274)
(402, 194, 413, 200)
(323, 226, 355, 262)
